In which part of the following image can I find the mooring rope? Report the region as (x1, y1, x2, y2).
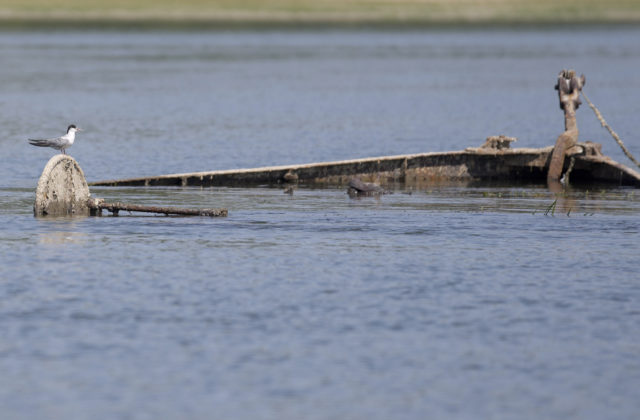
(582, 90, 640, 168)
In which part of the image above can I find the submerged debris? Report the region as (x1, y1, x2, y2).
(33, 155, 228, 218)
(87, 198, 227, 217)
(347, 177, 391, 198)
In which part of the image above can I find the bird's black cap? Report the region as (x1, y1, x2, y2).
(67, 124, 77, 132)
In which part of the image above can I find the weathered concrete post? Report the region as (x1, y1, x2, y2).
(547, 69, 585, 183)
(34, 155, 91, 217)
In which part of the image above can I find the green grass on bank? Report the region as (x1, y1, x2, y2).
(1, 0, 639, 27)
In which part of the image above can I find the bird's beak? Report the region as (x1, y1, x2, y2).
(76, 128, 83, 132)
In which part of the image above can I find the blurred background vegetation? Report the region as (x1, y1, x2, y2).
(0, 0, 639, 27)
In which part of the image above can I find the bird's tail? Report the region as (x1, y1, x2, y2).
(28, 139, 52, 147)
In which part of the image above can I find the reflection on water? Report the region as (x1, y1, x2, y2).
(38, 230, 89, 245)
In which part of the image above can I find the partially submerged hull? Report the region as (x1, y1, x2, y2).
(89, 143, 640, 188)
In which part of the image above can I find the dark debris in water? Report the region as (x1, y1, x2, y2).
(347, 177, 392, 198)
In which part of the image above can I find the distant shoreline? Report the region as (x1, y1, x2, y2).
(2, 18, 639, 31)
(1, 8, 639, 30)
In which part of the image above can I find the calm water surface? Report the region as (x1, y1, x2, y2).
(1, 28, 639, 419)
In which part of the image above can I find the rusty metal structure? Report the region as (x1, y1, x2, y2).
(84, 70, 640, 189)
(89, 141, 640, 188)
(90, 70, 640, 189)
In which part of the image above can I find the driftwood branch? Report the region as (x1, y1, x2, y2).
(548, 69, 585, 183)
(87, 198, 227, 217)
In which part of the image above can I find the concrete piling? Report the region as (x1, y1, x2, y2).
(34, 155, 91, 217)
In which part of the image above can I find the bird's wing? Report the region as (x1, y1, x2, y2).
(28, 136, 65, 147)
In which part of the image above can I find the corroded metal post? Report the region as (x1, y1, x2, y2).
(547, 69, 585, 183)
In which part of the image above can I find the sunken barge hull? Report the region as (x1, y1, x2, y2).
(89, 143, 640, 188)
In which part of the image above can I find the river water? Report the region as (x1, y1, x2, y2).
(1, 28, 639, 419)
